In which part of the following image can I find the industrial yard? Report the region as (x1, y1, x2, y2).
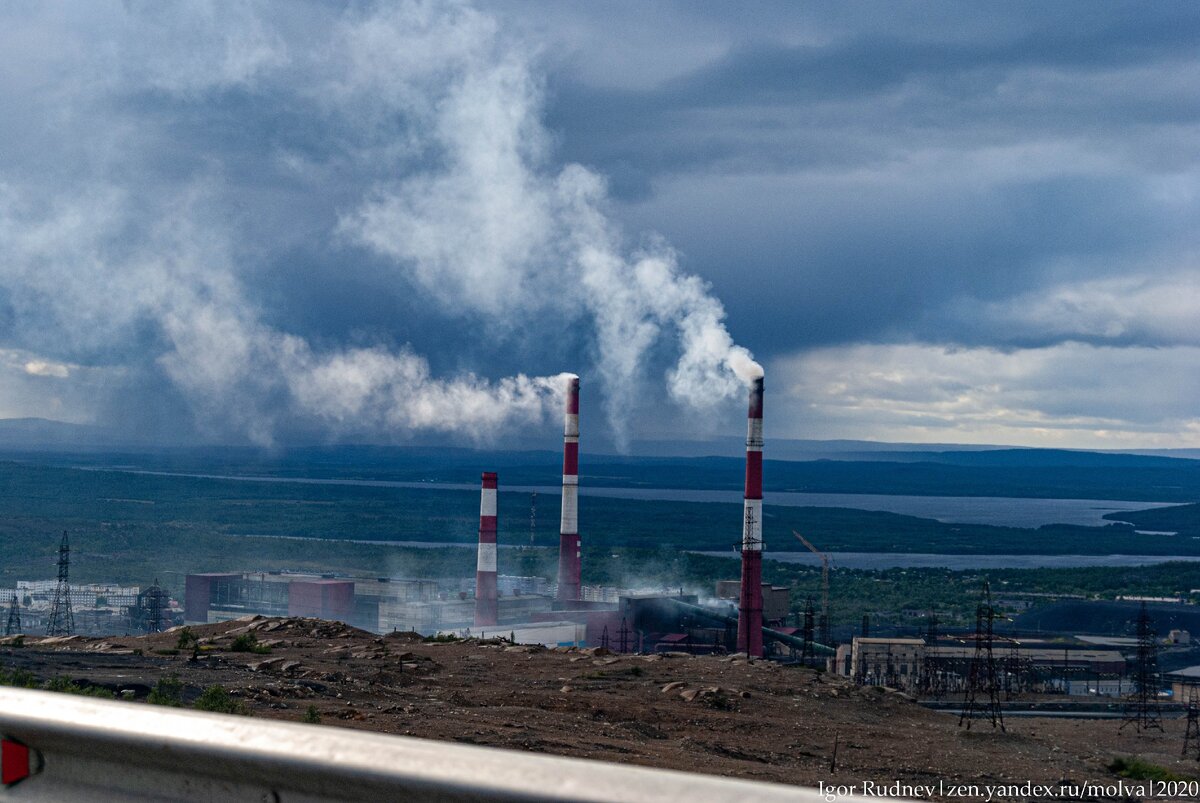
(0, 616, 1194, 794)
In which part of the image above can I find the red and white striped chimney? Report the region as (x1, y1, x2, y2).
(556, 375, 581, 602)
(475, 471, 499, 627)
(737, 376, 764, 657)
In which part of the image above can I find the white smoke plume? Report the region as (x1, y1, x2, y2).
(337, 3, 760, 442)
(0, 1, 758, 446)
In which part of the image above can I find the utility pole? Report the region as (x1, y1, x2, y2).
(919, 610, 940, 698)
(529, 492, 537, 547)
(46, 531, 74, 637)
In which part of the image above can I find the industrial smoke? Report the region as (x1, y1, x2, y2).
(0, 4, 760, 448)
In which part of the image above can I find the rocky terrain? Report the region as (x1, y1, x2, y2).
(0, 617, 1196, 796)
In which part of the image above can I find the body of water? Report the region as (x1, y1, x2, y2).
(86, 467, 1178, 529)
(693, 552, 1200, 570)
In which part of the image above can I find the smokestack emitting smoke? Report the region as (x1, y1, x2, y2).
(557, 374, 582, 602)
(737, 375, 765, 657)
(475, 471, 499, 627)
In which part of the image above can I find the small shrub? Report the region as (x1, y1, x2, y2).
(148, 673, 184, 707)
(1108, 756, 1186, 782)
(0, 667, 38, 688)
(9, 635, 23, 648)
(176, 627, 198, 651)
(303, 705, 321, 724)
(192, 685, 245, 715)
(43, 676, 80, 694)
(42, 676, 115, 698)
(230, 633, 271, 654)
(77, 685, 116, 699)
(421, 633, 460, 644)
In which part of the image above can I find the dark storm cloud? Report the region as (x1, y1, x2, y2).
(0, 1, 1195, 447)
(533, 2, 1199, 359)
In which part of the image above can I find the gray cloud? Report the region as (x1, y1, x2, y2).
(0, 1, 759, 447)
(0, 1, 1195, 448)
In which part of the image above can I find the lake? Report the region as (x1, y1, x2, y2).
(91, 468, 1178, 529)
(692, 552, 1200, 570)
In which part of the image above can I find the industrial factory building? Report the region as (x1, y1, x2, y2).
(715, 580, 791, 626)
(184, 571, 555, 634)
(834, 636, 1128, 694)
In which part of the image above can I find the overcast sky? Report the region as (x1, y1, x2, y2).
(0, 1, 1196, 451)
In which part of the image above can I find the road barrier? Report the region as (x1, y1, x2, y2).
(0, 687, 821, 801)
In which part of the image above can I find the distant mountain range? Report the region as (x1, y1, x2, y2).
(0, 418, 129, 449)
(1, 416, 1197, 465)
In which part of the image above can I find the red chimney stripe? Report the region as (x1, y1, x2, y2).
(562, 441, 579, 475)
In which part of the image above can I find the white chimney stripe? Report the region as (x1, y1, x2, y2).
(742, 499, 762, 551)
(477, 542, 497, 573)
(563, 413, 579, 438)
(560, 486, 578, 534)
(561, 474, 578, 485)
(746, 418, 763, 450)
(479, 488, 497, 517)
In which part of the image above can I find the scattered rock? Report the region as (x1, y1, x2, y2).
(248, 657, 286, 672)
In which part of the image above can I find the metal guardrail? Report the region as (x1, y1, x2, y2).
(0, 687, 821, 801)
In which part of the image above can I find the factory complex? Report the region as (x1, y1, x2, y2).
(180, 373, 796, 654)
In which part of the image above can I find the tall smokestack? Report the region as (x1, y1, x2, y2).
(737, 376, 764, 657)
(475, 471, 499, 627)
(557, 375, 581, 602)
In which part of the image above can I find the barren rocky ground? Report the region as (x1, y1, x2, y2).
(1, 617, 1196, 798)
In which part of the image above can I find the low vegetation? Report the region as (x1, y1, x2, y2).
(230, 633, 271, 654)
(192, 685, 245, 715)
(1107, 756, 1187, 782)
(147, 673, 184, 707)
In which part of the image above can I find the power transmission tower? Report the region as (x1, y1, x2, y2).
(139, 579, 167, 634)
(959, 581, 1004, 731)
(4, 594, 20, 636)
(46, 531, 74, 637)
(1121, 602, 1163, 733)
(801, 597, 815, 662)
(599, 625, 610, 650)
(1183, 686, 1200, 759)
(617, 617, 631, 654)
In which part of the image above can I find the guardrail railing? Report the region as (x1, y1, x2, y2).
(0, 687, 820, 801)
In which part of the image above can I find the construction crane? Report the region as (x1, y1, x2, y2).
(793, 531, 831, 645)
